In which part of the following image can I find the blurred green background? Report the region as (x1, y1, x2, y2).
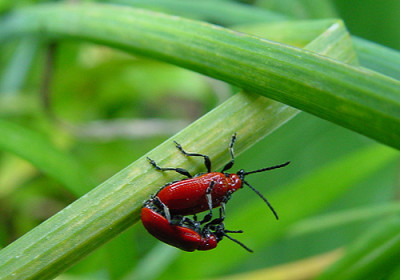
(0, 0, 399, 280)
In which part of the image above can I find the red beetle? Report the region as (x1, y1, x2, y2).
(141, 205, 252, 252)
(141, 207, 217, 252)
(147, 134, 289, 222)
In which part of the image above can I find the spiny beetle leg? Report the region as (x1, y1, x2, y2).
(200, 180, 216, 224)
(221, 133, 237, 173)
(174, 141, 212, 173)
(152, 196, 172, 223)
(147, 157, 192, 178)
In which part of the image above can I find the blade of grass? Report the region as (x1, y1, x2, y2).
(111, 0, 400, 87)
(122, 244, 179, 280)
(0, 4, 399, 149)
(216, 250, 343, 280)
(289, 202, 400, 238)
(236, 19, 358, 65)
(108, 0, 288, 25)
(0, 38, 38, 94)
(0, 154, 37, 198)
(316, 217, 400, 280)
(0, 119, 93, 196)
(255, 0, 337, 19)
(353, 36, 400, 80)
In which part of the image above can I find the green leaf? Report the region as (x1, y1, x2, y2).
(236, 19, 358, 64)
(121, 244, 179, 280)
(0, 119, 93, 196)
(317, 217, 400, 280)
(0, 38, 38, 94)
(112, 0, 400, 90)
(288, 202, 400, 238)
(108, 0, 288, 25)
(255, 0, 337, 19)
(353, 36, 400, 80)
(1, 4, 399, 149)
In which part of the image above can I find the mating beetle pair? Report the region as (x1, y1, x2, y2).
(141, 134, 289, 252)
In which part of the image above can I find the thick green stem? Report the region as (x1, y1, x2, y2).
(1, 4, 399, 149)
(0, 92, 298, 279)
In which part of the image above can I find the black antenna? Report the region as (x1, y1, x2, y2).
(222, 232, 253, 253)
(243, 161, 290, 176)
(205, 217, 253, 252)
(243, 180, 279, 220)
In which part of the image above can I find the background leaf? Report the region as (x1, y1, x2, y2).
(0, 119, 93, 195)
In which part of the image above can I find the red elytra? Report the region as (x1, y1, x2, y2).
(141, 207, 217, 252)
(156, 172, 241, 215)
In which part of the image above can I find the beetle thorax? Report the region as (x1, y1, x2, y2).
(226, 173, 242, 191)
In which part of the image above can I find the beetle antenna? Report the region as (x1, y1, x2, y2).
(243, 180, 279, 220)
(224, 229, 243, 233)
(243, 161, 290, 176)
(222, 232, 253, 253)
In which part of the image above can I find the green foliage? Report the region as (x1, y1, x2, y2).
(1, 4, 400, 149)
(0, 119, 93, 195)
(0, 1, 399, 280)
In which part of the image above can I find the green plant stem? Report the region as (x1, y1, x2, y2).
(111, 0, 400, 79)
(108, 0, 289, 25)
(0, 92, 298, 279)
(1, 4, 399, 149)
(255, 0, 337, 19)
(353, 36, 400, 80)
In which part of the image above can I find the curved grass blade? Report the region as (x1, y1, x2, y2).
(109, 0, 288, 25)
(110, 0, 400, 79)
(0, 4, 399, 149)
(0, 119, 93, 196)
(317, 217, 400, 280)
